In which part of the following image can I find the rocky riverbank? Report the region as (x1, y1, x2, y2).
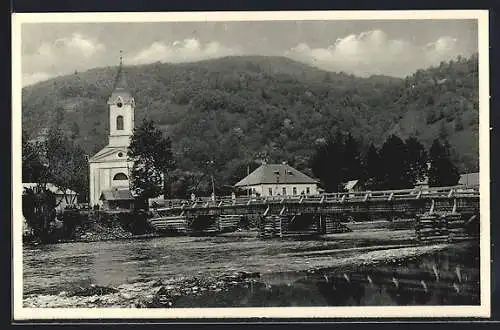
(23, 242, 462, 308)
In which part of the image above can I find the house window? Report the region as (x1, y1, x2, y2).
(293, 187, 297, 195)
(282, 187, 287, 195)
(113, 173, 128, 181)
(268, 188, 273, 196)
(116, 115, 124, 130)
(306, 187, 310, 194)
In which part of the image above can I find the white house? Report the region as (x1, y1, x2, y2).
(22, 183, 78, 211)
(88, 56, 135, 208)
(234, 163, 319, 197)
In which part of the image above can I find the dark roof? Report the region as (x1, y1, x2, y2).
(107, 60, 134, 105)
(234, 164, 317, 187)
(344, 180, 359, 190)
(100, 189, 134, 201)
(458, 172, 479, 186)
(113, 61, 130, 93)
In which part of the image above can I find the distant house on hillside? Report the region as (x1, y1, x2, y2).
(458, 172, 479, 187)
(22, 183, 78, 211)
(234, 163, 319, 197)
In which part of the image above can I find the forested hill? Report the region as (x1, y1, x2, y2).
(22, 54, 479, 184)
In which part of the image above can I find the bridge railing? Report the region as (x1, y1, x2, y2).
(151, 185, 479, 212)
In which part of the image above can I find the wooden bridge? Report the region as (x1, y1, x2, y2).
(148, 185, 480, 240)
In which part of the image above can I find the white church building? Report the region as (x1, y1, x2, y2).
(88, 57, 135, 208)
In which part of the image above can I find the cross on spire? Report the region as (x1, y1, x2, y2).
(119, 50, 123, 66)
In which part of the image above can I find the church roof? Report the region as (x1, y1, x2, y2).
(112, 56, 130, 93)
(234, 164, 318, 187)
(89, 145, 128, 163)
(107, 54, 134, 105)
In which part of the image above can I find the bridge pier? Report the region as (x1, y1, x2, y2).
(416, 211, 479, 243)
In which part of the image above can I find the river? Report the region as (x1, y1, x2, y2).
(23, 229, 480, 308)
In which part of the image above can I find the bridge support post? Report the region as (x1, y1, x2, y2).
(318, 214, 326, 235)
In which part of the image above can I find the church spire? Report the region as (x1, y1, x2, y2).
(107, 50, 134, 106)
(113, 50, 129, 92)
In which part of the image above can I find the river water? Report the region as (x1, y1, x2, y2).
(23, 230, 481, 307)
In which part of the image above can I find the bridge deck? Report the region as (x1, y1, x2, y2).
(151, 185, 479, 218)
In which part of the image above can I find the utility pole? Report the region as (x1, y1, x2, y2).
(247, 164, 250, 196)
(208, 160, 215, 198)
(211, 173, 215, 197)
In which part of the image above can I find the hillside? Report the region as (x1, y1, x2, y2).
(21, 55, 479, 191)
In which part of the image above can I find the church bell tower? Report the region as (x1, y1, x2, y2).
(107, 51, 135, 147)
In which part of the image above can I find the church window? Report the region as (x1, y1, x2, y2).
(116, 115, 124, 130)
(113, 173, 128, 181)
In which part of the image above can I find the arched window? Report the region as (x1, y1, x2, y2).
(113, 173, 128, 181)
(116, 115, 124, 130)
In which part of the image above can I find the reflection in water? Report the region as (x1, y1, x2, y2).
(23, 236, 480, 307)
(172, 244, 479, 307)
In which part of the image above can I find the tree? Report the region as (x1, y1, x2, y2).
(428, 139, 460, 187)
(341, 133, 363, 183)
(22, 186, 57, 243)
(54, 106, 65, 128)
(363, 143, 382, 190)
(438, 121, 448, 140)
(405, 137, 428, 185)
(378, 135, 412, 189)
(128, 119, 176, 204)
(454, 115, 464, 131)
(310, 132, 345, 192)
(70, 122, 80, 140)
(45, 127, 88, 205)
(22, 130, 49, 183)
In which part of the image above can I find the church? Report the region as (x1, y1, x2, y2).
(88, 56, 136, 208)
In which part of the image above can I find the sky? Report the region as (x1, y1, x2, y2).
(20, 19, 478, 86)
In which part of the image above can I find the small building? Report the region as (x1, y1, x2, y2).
(99, 188, 135, 210)
(234, 163, 319, 197)
(344, 179, 365, 193)
(414, 177, 429, 190)
(458, 172, 479, 187)
(22, 183, 78, 211)
(88, 56, 135, 207)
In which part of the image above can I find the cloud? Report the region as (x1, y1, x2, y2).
(22, 33, 105, 86)
(285, 30, 463, 77)
(129, 38, 242, 65)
